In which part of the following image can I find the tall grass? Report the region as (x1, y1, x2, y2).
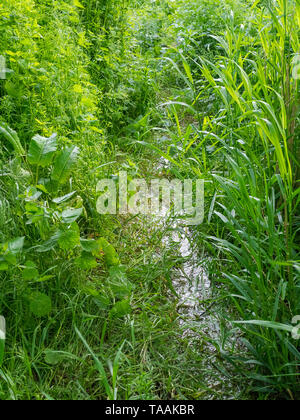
(155, 0, 300, 397)
(0, 0, 299, 400)
(1, 0, 224, 401)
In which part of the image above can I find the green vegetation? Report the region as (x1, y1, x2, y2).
(0, 0, 299, 400)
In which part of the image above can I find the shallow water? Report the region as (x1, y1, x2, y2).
(153, 157, 212, 335)
(164, 226, 211, 336)
(149, 160, 242, 399)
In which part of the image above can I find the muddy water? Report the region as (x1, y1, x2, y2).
(149, 160, 242, 399)
(159, 212, 243, 398)
(164, 225, 211, 336)
(154, 157, 212, 336)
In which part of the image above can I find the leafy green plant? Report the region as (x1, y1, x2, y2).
(0, 123, 25, 156)
(0, 122, 127, 324)
(2, 0, 298, 402)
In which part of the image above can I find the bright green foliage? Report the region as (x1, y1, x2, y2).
(0, 123, 25, 155)
(58, 222, 81, 251)
(0, 237, 24, 270)
(52, 146, 80, 185)
(0, 0, 299, 402)
(110, 300, 132, 319)
(22, 261, 39, 281)
(29, 291, 52, 317)
(149, 0, 300, 397)
(98, 237, 121, 267)
(28, 134, 57, 167)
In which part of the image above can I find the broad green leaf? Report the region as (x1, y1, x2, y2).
(110, 300, 132, 318)
(0, 122, 25, 155)
(3, 253, 17, 265)
(80, 238, 100, 253)
(36, 184, 49, 194)
(52, 146, 80, 184)
(52, 191, 76, 204)
(23, 261, 39, 281)
(28, 134, 57, 167)
(93, 294, 110, 310)
(29, 292, 52, 317)
(109, 265, 127, 282)
(60, 208, 83, 224)
(0, 261, 9, 271)
(75, 252, 98, 270)
(24, 186, 43, 202)
(98, 238, 120, 266)
(58, 222, 80, 250)
(1, 237, 25, 266)
(6, 237, 25, 255)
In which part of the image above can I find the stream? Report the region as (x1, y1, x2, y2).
(143, 158, 243, 399)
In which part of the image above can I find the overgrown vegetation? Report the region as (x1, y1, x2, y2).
(0, 0, 299, 400)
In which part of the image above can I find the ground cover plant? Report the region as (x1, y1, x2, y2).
(0, 0, 299, 400)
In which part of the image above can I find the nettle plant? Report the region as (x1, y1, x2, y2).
(0, 123, 121, 317)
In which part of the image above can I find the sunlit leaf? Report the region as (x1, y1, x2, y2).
(0, 122, 25, 155)
(52, 146, 80, 184)
(58, 222, 80, 250)
(28, 134, 57, 167)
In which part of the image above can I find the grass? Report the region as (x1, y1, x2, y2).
(0, 0, 299, 401)
(146, 0, 300, 398)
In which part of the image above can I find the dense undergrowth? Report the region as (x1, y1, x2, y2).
(0, 0, 299, 400)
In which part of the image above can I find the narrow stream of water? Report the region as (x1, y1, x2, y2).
(154, 158, 212, 336)
(147, 159, 242, 399)
(168, 228, 211, 336)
